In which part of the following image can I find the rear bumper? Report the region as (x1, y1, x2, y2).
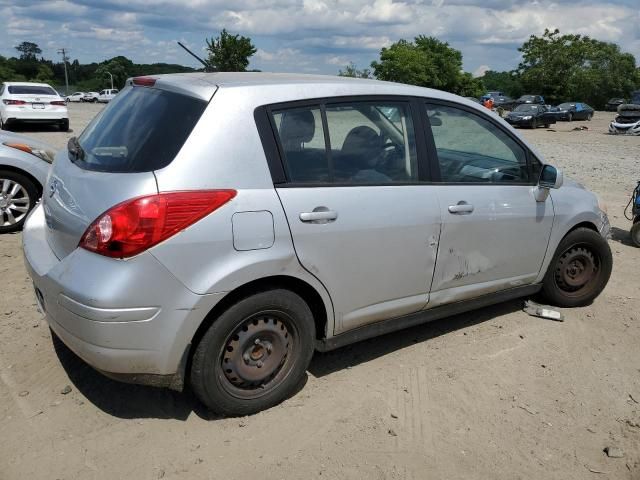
(22, 205, 224, 389)
(3, 105, 68, 122)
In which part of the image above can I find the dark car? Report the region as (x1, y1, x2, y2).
(551, 102, 594, 121)
(493, 95, 516, 111)
(605, 98, 626, 111)
(516, 94, 545, 105)
(505, 104, 557, 128)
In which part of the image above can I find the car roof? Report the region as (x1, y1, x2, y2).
(3, 82, 54, 87)
(127, 72, 466, 104)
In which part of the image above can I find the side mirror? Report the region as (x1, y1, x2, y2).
(539, 164, 563, 189)
(534, 164, 563, 202)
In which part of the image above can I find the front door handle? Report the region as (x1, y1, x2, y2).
(448, 202, 474, 215)
(299, 207, 338, 223)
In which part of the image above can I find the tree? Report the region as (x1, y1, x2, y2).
(15, 42, 42, 61)
(478, 70, 523, 98)
(370, 36, 479, 96)
(338, 62, 372, 79)
(95, 57, 133, 89)
(206, 29, 256, 72)
(517, 29, 640, 107)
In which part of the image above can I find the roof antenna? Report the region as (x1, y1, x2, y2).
(177, 41, 216, 72)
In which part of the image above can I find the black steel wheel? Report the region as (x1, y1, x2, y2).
(542, 228, 612, 307)
(190, 289, 315, 416)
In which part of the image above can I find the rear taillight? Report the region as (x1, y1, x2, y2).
(3, 100, 26, 105)
(79, 190, 236, 258)
(50, 101, 66, 106)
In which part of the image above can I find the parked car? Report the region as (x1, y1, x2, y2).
(493, 95, 517, 111)
(0, 130, 55, 232)
(505, 104, 557, 128)
(516, 94, 545, 105)
(23, 73, 612, 416)
(551, 102, 594, 121)
(65, 92, 85, 103)
(0, 82, 69, 131)
(98, 89, 119, 103)
(82, 92, 100, 103)
(609, 104, 640, 135)
(605, 98, 626, 111)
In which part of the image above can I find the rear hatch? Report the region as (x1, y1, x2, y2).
(43, 81, 211, 259)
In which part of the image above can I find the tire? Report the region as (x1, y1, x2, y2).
(567, 113, 573, 122)
(59, 119, 69, 132)
(544, 124, 550, 128)
(190, 289, 315, 416)
(541, 227, 612, 307)
(0, 170, 39, 234)
(631, 222, 640, 248)
(587, 113, 593, 121)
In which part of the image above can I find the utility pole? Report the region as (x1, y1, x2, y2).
(106, 71, 114, 90)
(57, 48, 69, 96)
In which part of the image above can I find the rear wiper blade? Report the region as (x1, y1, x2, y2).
(67, 136, 85, 162)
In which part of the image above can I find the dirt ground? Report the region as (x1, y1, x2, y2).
(1, 104, 639, 480)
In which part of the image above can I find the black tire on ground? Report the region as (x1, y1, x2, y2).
(0, 169, 39, 234)
(59, 119, 69, 132)
(587, 113, 593, 121)
(567, 113, 573, 122)
(0, 117, 8, 130)
(541, 227, 612, 307)
(631, 222, 640, 248)
(190, 289, 315, 416)
(544, 124, 550, 128)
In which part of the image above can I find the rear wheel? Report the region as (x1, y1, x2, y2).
(190, 289, 315, 416)
(542, 228, 612, 307)
(59, 119, 69, 132)
(631, 222, 640, 247)
(0, 170, 38, 233)
(587, 113, 593, 121)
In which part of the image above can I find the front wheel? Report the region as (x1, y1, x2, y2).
(567, 113, 573, 122)
(190, 289, 315, 416)
(0, 170, 38, 233)
(541, 228, 612, 307)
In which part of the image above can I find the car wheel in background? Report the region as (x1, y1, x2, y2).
(544, 124, 550, 128)
(587, 113, 593, 121)
(190, 289, 315, 416)
(567, 113, 573, 122)
(0, 170, 38, 234)
(541, 227, 612, 307)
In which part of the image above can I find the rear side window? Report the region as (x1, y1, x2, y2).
(272, 101, 418, 184)
(76, 86, 207, 172)
(8, 85, 57, 95)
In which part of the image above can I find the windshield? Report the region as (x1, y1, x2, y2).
(8, 85, 57, 95)
(76, 86, 208, 173)
(519, 95, 535, 101)
(514, 104, 538, 112)
(558, 103, 575, 109)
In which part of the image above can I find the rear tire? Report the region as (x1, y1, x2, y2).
(541, 228, 612, 307)
(59, 119, 69, 132)
(631, 222, 640, 247)
(0, 170, 39, 234)
(587, 113, 593, 121)
(190, 289, 315, 416)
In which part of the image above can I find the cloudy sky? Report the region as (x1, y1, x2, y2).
(1, 0, 638, 76)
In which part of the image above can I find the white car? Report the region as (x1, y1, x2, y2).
(0, 82, 69, 131)
(65, 92, 85, 103)
(82, 92, 99, 102)
(98, 89, 119, 103)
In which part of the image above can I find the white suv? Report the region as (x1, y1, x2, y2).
(98, 89, 119, 103)
(0, 82, 69, 131)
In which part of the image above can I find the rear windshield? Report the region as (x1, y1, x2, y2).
(76, 86, 208, 172)
(8, 85, 57, 95)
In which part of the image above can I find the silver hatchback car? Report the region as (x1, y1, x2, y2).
(23, 73, 612, 415)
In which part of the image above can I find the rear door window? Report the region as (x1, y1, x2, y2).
(272, 101, 418, 184)
(76, 86, 207, 172)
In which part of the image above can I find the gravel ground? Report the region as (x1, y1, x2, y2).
(1, 104, 639, 480)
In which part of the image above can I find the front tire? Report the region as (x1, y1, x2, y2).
(190, 289, 315, 416)
(0, 170, 38, 233)
(541, 228, 612, 307)
(567, 113, 573, 122)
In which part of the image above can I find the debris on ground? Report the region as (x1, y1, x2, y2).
(628, 394, 639, 404)
(604, 446, 624, 458)
(60, 385, 72, 395)
(572, 126, 589, 131)
(18, 390, 29, 397)
(523, 300, 564, 322)
(388, 429, 398, 437)
(518, 404, 538, 415)
(585, 465, 608, 474)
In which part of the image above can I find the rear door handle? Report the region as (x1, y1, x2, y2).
(300, 208, 338, 223)
(448, 202, 474, 215)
